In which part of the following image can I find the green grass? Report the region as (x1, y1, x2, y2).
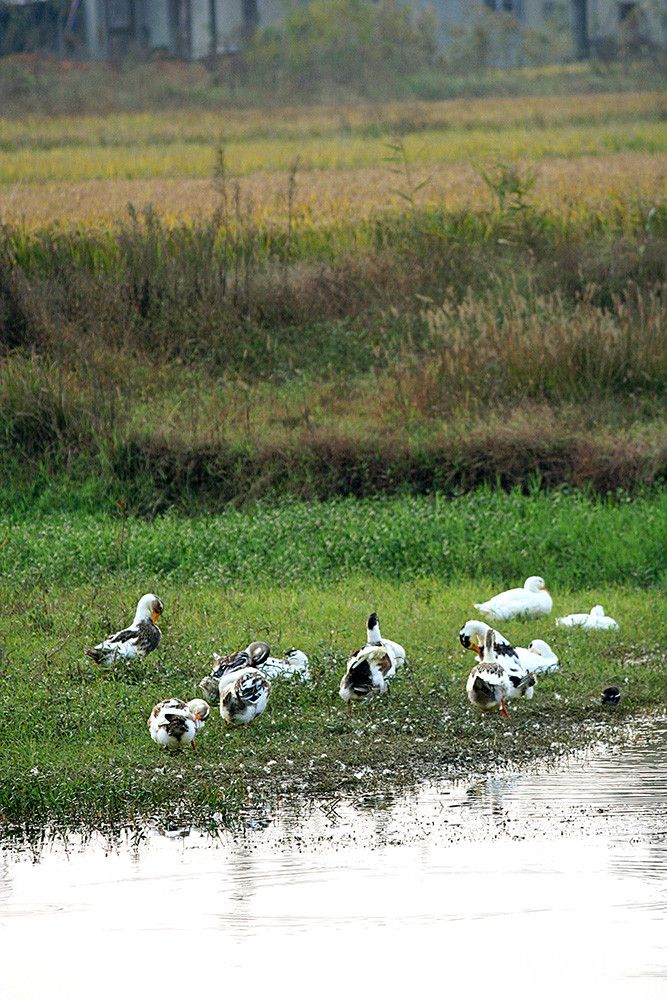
(0, 491, 665, 588)
(0, 571, 664, 834)
(0, 494, 665, 834)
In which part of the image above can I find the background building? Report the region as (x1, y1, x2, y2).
(1, 0, 665, 63)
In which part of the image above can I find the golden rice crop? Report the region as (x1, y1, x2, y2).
(1, 120, 663, 186)
(0, 90, 662, 150)
(1, 152, 663, 232)
(1, 90, 663, 231)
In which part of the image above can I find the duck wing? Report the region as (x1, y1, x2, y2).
(87, 620, 161, 663)
(341, 644, 395, 698)
(236, 670, 271, 705)
(211, 650, 252, 678)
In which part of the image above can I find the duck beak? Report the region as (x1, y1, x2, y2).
(152, 611, 160, 623)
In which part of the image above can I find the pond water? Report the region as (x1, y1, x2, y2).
(1, 717, 666, 999)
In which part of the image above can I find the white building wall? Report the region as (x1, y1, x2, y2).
(256, 0, 285, 30)
(586, 0, 666, 47)
(143, 0, 172, 48)
(190, 0, 211, 57)
(214, 0, 245, 50)
(83, 0, 105, 59)
(80, 0, 666, 62)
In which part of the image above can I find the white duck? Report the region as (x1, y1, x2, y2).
(218, 668, 272, 726)
(460, 619, 538, 699)
(556, 605, 619, 631)
(366, 612, 406, 669)
(466, 629, 513, 717)
(87, 593, 164, 665)
(185, 698, 211, 731)
(460, 619, 518, 666)
(339, 642, 398, 710)
(474, 576, 552, 620)
(262, 649, 311, 680)
(516, 639, 560, 673)
(148, 697, 209, 750)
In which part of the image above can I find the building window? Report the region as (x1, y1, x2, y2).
(618, 2, 637, 21)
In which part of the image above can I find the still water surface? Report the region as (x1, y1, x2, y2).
(1, 717, 666, 999)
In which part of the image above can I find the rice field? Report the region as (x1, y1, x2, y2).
(0, 90, 664, 230)
(2, 152, 663, 232)
(2, 91, 661, 151)
(3, 118, 664, 186)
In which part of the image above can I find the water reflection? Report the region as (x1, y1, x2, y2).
(0, 717, 666, 998)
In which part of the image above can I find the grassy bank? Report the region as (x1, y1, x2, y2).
(1, 53, 664, 117)
(1, 568, 665, 833)
(0, 491, 665, 586)
(0, 493, 665, 832)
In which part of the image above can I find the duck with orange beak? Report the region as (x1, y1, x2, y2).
(474, 576, 552, 621)
(148, 697, 209, 751)
(86, 593, 164, 665)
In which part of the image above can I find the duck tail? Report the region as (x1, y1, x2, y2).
(346, 657, 373, 698)
(472, 675, 494, 699)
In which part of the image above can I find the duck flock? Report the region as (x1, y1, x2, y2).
(84, 578, 619, 751)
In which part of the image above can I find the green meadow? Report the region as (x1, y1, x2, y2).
(0, 491, 665, 587)
(0, 492, 665, 832)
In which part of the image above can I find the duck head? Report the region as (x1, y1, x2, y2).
(186, 698, 211, 722)
(135, 593, 164, 624)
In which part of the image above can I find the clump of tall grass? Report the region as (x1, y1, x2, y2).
(2, 199, 664, 361)
(0, 245, 50, 350)
(0, 353, 90, 457)
(0, 205, 664, 505)
(398, 282, 666, 413)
